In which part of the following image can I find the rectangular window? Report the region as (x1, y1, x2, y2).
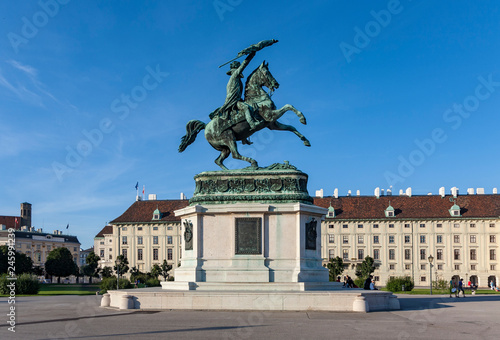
(454, 235, 460, 243)
(470, 249, 477, 261)
(389, 235, 395, 244)
(122, 236, 127, 245)
(122, 227, 127, 231)
(153, 248, 158, 261)
(357, 235, 364, 244)
(373, 224, 379, 229)
(358, 249, 364, 260)
(421, 276, 426, 282)
(470, 235, 477, 243)
(167, 248, 173, 260)
(122, 249, 127, 259)
(389, 224, 394, 228)
(358, 224, 363, 229)
(343, 249, 349, 260)
(389, 249, 395, 260)
(490, 223, 495, 228)
(470, 223, 476, 228)
(437, 249, 443, 260)
(373, 249, 379, 260)
(138, 227, 143, 231)
(343, 236, 348, 244)
(471, 264, 476, 271)
(437, 223, 442, 228)
(47, 246, 51, 251)
(420, 249, 426, 260)
(167, 236, 173, 244)
(404, 249, 411, 260)
(153, 227, 158, 231)
(137, 236, 143, 245)
(329, 235, 335, 243)
(389, 264, 395, 270)
(404, 235, 410, 244)
(454, 249, 460, 260)
(491, 265, 496, 270)
(100, 250, 104, 258)
(437, 264, 443, 270)
(490, 249, 496, 260)
(387, 211, 394, 217)
(405, 264, 411, 270)
(404, 224, 410, 228)
(420, 235, 426, 244)
(373, 235, 379, 244)
(454, 223, 460, 228)
(454, 264, 460, 270)
(437, 235, 443, 243)
(328, 249, 335, 260)
(421, 264, 426, 270)
(374, 276, 379, 282)
(153, 236, 158, 245)
(420, 224, 425, 228)
(329, 224, 334, 229)
(490, 235, 496, 243)
(109, 254, 112, 260)
(137, 248, 143, 261)
(343, 224, 348, 229)
(168, 226, 173, 230)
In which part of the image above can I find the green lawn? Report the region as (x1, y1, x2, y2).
(381, 288, 500, 295)
(38, 284, 100, 295)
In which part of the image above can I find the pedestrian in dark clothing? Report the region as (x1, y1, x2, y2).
(458, 278, 466, 297)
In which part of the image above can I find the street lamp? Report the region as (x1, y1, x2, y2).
(115, 257, 122, 290)
(428, 255, 434, 295)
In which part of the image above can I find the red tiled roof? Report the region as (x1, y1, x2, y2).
(0, 216, 20, 229)
(110, 200, 189, 224)
(313, 195, 500, 219)
(95, 225, 113, 238)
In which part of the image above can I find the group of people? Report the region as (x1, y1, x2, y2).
(363, 275, 378, 290)
(449, 278, 466, 297)
(340, 275, 355, 288)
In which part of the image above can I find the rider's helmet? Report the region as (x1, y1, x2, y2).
(227, 61, 241, 76)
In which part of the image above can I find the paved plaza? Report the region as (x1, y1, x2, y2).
(1, 294, 499, 339)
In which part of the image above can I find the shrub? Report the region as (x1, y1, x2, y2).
(386, 276, 414, 292)
(99, 276, 132, 294)
(167, 276, 175, 281)
(433, 279, 448, 290)
(145, 278, 160, 287)
(354, 277, 365, 289)
(0, 274, 40, 295)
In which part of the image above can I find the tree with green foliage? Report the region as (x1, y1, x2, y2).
(158, 260, 172, 281)
(101, 266, 113, 278)
(150, 264, 161, 279)
(45, 247, 79, 283)
(0, 245, 34, 275)
(83, 251, 100, 284)
(325, 256, 344, 282)
(113, 255, 129, 277)
(355, 256, 376, 281)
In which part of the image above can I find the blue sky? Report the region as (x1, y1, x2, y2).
(1, 0, 499, 248)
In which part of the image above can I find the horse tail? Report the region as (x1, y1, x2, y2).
(178, 120, 206, 152)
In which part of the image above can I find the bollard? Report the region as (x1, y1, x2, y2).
(119, 295, 135, 310)
(100, 293, 110, 307)
(353, 295, 369, 312)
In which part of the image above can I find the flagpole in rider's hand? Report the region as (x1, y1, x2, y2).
(218, 39, 279, 68)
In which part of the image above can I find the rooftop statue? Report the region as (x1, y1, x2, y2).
(179, 39, 310, 170)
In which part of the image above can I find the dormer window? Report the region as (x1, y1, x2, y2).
(152, 208, 161, 221)
(385, 203, 395, 217)
(449, 203, 461, 217)
(327, 205, 335, 218)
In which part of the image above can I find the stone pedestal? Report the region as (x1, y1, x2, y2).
(164, 165, 329, 288)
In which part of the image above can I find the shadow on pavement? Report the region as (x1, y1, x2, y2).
(397, 295, 500, 311)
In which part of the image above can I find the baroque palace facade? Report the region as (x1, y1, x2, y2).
(96, 192, 499, 287)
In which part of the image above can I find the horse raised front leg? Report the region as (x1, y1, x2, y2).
(270, 121, 311, 147)
(227, 140, 258, 168)
(271, 104, 307, 125)
(215, 148, 230, 170)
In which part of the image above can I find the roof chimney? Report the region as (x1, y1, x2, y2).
(387, 186, 392, 196)
(439, 187, 445, 198)
(399, 189, 404, 196)
(315, 189, 324, 198)
(356, 190, 360, 196)
(451, 187, 458, 198)
(374, 187, 380, 198)
(381, 189, 385, 196)
(467, 188, 474, 195)
(406, 187, 412, 197)
(148, 194, 157, 200)
(334, 188, 338, 199)
(477, 188, 485, 195)
(136, 195, 142, 201)
(347, 190, 352, 196)
(494, 188, 498, 194)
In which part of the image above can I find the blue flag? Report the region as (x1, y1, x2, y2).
(135, 182, 139, 190)
(66, 224, 69, 229)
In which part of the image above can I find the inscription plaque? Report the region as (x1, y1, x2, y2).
(305, 218, 317, 250)
(235, 218, 262, 255)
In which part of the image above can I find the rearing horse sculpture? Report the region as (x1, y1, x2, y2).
(179, 61, 310, 169)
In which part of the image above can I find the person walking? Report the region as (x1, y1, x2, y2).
(449, 278, 457, 298)
(458, 278, 466, 297)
